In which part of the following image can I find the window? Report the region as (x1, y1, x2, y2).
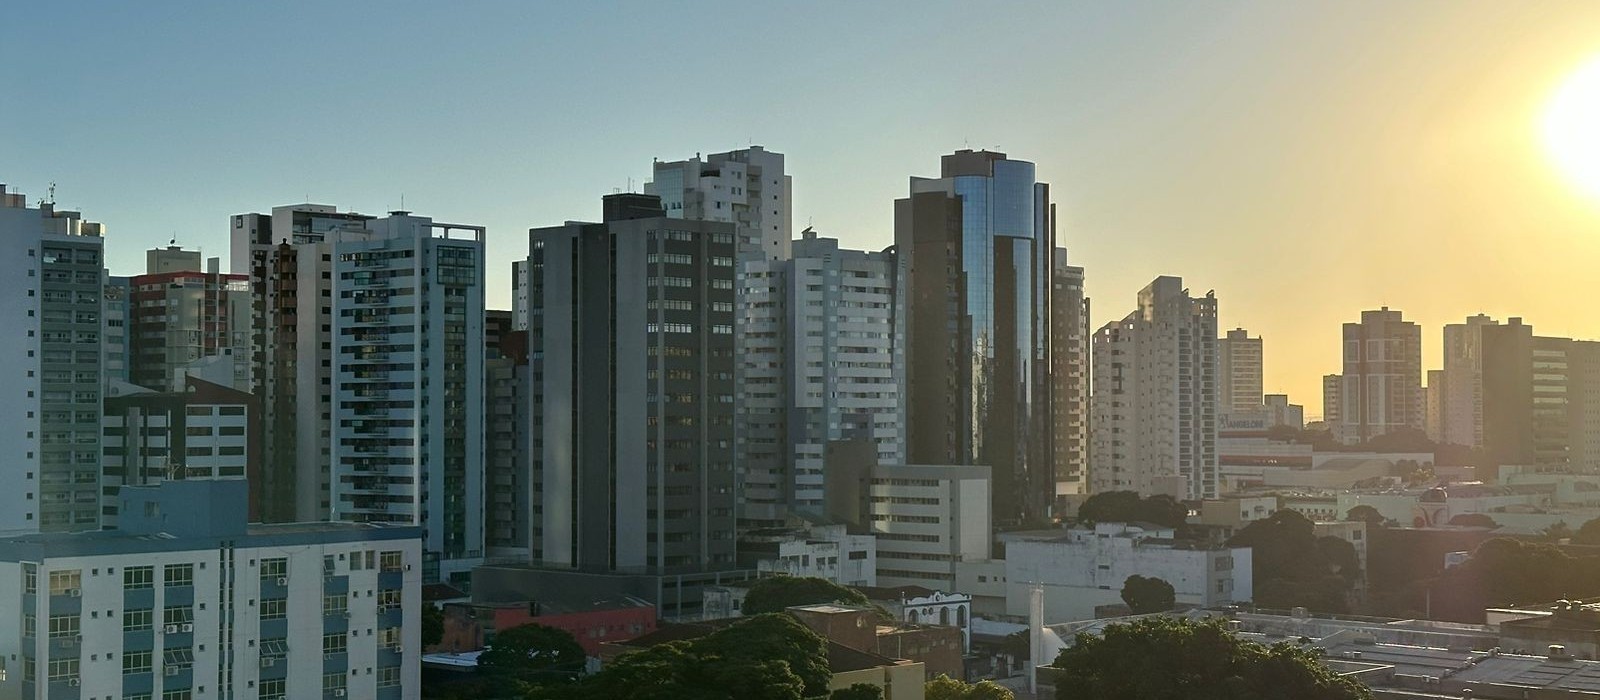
(260, 558, 287, 579)
(22, 563, 36, 594)
(164, 563, 194, 587)
(323, 593, 348, 616)
(22, 614, 34, 638)
(380, 551, 402, 572)
(323, 632, 347, 655)
(162, 691, 192, 700)
(323, 672, 347, 692)
(124, 608, 154, 632)
(260, 637, 288, 659)
(378, 626, 402, 649)
(48, 614, 79, 638)
(123, 650, 152, 675)
(260, 598, 287, 620)
(378, 666, 401, 688)
(163, 605, 194, 625)
(378, 590, 401, 611)
(162, 648, 194, 669)
(259, 679, 286, 699)
(47, 657, 78, 681)
(48, 569, 81, 595)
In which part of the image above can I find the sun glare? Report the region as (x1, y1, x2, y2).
(1544, 55, 1600, 201)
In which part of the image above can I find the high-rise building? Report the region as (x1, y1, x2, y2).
(895, 150, 1056, 524)
(1050, 248, 1090, 497)
(1322, 374, 1343, 428)
(1439, 314, 1499, 448)
(866, 464, 992, 590)
(646, 145, 792, 261)
(232, 205, 374, 523)
(1333, 307, 1422, 444)
(1426, 369, 1444, 443)
(126, 246, 251, 393)
(524, 194, 738, 573)
(484, 310, 529, 560)
(0, 479, 423, 700)
(737, 229, 904, 525)
(1481, 318, 1600, 470)
(102, 275, 131, 387)
(1264, 394, 1304, 430)
(330, 211, 486, 584)
(1218, 328, 1264, 416)
(1090, 276, 1219, 499)
(0, 184, 106, 534)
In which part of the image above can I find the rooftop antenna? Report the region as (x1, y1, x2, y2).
(627, 177, 633, 192)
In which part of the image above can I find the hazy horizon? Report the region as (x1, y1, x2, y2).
(10, 0, 1600, 414)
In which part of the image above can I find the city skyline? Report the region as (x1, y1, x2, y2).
(11, 1, 1600, 412)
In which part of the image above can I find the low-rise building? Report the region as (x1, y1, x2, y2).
(0, 479, 423, 700)
(1001, 523, 1252, 622)
(433, 597, 656, 656)
(866, 465, 992, 591)
(739, 523, 877, 587)
(858, 586, 974, 651)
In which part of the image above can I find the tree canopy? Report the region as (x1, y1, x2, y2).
(741, 576, 874, 616)
(1448, 513, 1499, 529)
(477, 623, 586, 685)
(1227, 510, 1359, 613)
(1574, 516, 1600, 545)
(1049, 616, 1371, 700)
(1077, 491, 1188, 529)
(1429, 537, 1600, 622)
(830, 684, 884, 700)
(422, 603, 444, 648)
(534, 613, 831, 700)
(925, 674, 1016, 700)
(1120, 575, 1176, 614)
(1344, 506, 1385, 526)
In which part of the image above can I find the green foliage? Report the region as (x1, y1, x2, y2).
(1077, 491, 1188, 529)
(831, 683, 885, 700)
(477, 623, 586, 686)
(1544, 521, 1575, 542)
(1448, 513, 1499, 528)
(1429, 537, 1600, 621)
(741, 575, 874, 616)
(422, 604, 444, 648)
(548, 613, 830, 700)
(1120, 575, 1176, 614)
(1344, 505, 1385, 526)
(1227, 511, 1358, 613)
(1049, 616, 1371, 700)
(927, 674, 1017, 700)
(1574, 516, 1600, 545)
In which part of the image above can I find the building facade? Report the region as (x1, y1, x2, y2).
(1440, 314, 1499, 448)
(126, 247, 251, 393)
(0, 479, 423, 700)
(1333, 307, 1423, 444)
(1050, 248, 1090, 498)
(868, 464, 992, 590)
(646, 146, 792, 261)
(1090, 276, 1219, 500)
(1481, 318, 1600, 470)
(101, 376, 261, 523)
(524, 193, 738, 574)
(0, 184, 107, 534)
(1219, 328, 1264, 417)
(895, 150, 1057, 525)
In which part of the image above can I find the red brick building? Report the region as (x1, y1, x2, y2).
(434, 597, 656, 655)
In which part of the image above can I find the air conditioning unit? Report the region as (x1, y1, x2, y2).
(59, 637, 76, 647)
(165, 624, 180, 633)
(66, 588, 81, 597)
(276, 577, 288, 586)
(67, 678, 80, 687)
(261, 657, 275, 668)
(166, 666, 180, 676)
(181, 623, 193, 633)
(393, 646, 402, 653)
(334, 690, 347, 697)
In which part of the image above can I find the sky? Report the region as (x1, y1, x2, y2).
(7, 0, 1600, 414)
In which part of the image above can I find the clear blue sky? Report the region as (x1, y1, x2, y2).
(9, 1, 1600, 410)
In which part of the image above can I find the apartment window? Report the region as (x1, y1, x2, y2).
(123, 650, 152, 674)
(22, 563, 36, 594)
(260, 598, 287, 620)
(124, 694, 152, 700)
(123, 564, 154, 590)
(323, 593, 348, 616)
(162, 691, 192, 700)
(378, 665, 401, 688)
(323, 632, 347, 655)
(47, 657, 78, 681)
(260, 637, 288, 659)
(162, 648, 194, 669)
(124, 608, 154, 632)
(379, 551, 402, 572)
(259, 679, 286, 700)
(164, 563, 193, 587)
(378, 626, 401, 649)
(22, 614, 34, 638)
(48, 569, 81, 595)
(378, 590, 401, 611)
(323, 672, 347, 693)
(260, 558, 287, 579)
(47, 614, 79, 638)
(162, 605, 194, 625)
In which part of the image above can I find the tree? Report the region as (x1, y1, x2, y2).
(1120, 575, 1176, 614)
(477, 623, 586, 686)
(1544, 521, 1575, 542)
(1227, 511, 1357, 613)
(1049, 616, 1371, 700)
(1077, 491, 1187, 529)
(1344, 505, 1385, 526)
(1574, 516, 1600, 545)
(1448, 513, 1499, 528)
(741, 576, 873, 616)
(926, 675, 1016, 700)
(831, 684, 885, 700)
(422, 604, 444, 648)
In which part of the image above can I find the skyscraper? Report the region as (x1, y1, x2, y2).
(1090, 276, 1219, 500)
(1439, 314, 1499, 447)
(1481, 318, 1600, 470)
(125, 246, 251, 393)
(895, 150, 1056, 524)
(330, 211, 486, 584)
(1218, 328, 1263, 417)
(524, 194, 738, 573)
(737, 228, 904, 524)
(0, 184, 106, 533)
(646, 146, 792, 261)
(1333, 307, 1422, 444)
(1050, 248, 1090, 497)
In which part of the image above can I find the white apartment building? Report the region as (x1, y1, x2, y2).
(739, 229, 903, 523)
(331, 212, 486, 585)
(751, 524, 878, 588)
(646, 145, 792, 261)
(101, 376, 256, 525)
(0, 480, 422, 700)
(1050, 248, 1090, 497)
(869, 464, 992, 590)
(1002, 522, 1252, 622)
(1219, 328, 1263, 416)
(1440, 314, 1498, 448)
(0, 184, 107, 535)
(1090, 276, 1220, 500)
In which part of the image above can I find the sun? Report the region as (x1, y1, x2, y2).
(1543, 55, 1600, 200)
